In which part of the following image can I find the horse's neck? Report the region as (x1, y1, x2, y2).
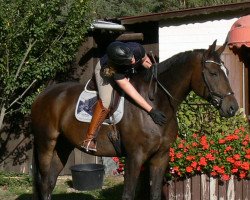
(158, 64, 193, 104)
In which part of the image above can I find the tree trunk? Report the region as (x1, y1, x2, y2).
(0, 105, 6, 131)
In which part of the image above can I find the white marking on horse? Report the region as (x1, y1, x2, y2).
(220, 64, 228, 77)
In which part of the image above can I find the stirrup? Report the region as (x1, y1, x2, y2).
(81, 139, 97, 152)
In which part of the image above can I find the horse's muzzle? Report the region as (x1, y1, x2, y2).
(219, 96, 239, 118)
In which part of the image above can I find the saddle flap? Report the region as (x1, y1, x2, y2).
(75, 82, 124, 124)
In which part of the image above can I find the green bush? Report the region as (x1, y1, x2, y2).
(177, 92, 248, 137)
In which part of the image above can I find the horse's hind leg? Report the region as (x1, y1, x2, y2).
(32, 128, 73, 200)
(48, 135, 74, 194)
(33, 135, 57, 200)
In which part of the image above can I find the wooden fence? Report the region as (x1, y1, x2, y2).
(162, 174, 250, 200)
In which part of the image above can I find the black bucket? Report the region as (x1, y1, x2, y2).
(70, 163, 105, 191)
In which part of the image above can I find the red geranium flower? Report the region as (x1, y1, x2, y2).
(186, 155, 196, 161)
(213, 166, 225, 174)
(242, 141, 248, 146)
(222, 174, 230, 181)
(211, 171, 217, 176)
(176, 152, 183, 159)
(205, 153, 215, 161)
(239, 172, 246, 179)
(199, 157, 207, 166)
(226, 157, 235, 163)
(234, 161, 242, 168)
(178, 143, 184, 149)
(186, 166, 193, 173)
(219, 139, 226, 144)
(112, 157, 119, 163)
(233, 154, 241, 160)
(225, 146, 233, 151)
(231, 168, 238, 173)
(241, 162, 250, 170)
(191, 161, 198, 168)
(192, 142, 198, 147)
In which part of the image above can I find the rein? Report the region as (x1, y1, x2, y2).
(150, 67, 208, 107)
(148, 62, 207, 107)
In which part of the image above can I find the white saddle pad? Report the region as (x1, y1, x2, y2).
(75, 80, 124, 125)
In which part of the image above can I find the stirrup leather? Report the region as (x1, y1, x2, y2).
(81, 139, 97, 152)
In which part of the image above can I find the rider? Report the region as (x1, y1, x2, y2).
(81, 41, 167, 152)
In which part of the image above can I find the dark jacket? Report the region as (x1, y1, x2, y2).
(100, 42, 145, 80)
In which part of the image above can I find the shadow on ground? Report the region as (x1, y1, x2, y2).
(16, 183, 123, 200)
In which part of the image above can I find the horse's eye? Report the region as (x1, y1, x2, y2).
(209, 72, 218, 77)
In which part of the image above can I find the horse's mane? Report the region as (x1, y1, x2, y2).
(157, 49, 205, 74)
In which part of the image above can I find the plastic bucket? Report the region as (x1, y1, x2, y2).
(70, 163, 105, 191)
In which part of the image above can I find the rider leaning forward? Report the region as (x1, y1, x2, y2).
(81, 41, 167, 152)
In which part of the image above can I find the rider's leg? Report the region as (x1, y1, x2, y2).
(81, 61, 112, 152)
(81, 99, 109, 151)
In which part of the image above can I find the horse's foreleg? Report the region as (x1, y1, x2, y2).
(122, 153, 146, 200)
(149, 153, 169, 200)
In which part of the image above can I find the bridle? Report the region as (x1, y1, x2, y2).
(202, 60, 234, 109)
(148, 56, 234, 110)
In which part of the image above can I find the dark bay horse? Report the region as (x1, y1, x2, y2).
(31, 40, 238, 200)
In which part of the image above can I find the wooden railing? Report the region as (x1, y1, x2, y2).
(162, 174, 250, 200)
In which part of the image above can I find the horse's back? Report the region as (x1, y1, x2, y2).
(31, 82, 84, 131)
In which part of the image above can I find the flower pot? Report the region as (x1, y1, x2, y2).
(70, 163, 105, 191)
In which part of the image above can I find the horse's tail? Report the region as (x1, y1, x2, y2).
(32, 144, 42, 200)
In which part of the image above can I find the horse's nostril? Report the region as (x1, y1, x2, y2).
(229, 106, 236, 116)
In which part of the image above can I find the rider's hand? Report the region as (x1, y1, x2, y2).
(148, 108, 167, 126)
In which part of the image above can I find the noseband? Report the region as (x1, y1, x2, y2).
(202, 60, 234, 109)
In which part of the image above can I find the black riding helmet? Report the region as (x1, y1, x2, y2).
(107, 41, 133, 66)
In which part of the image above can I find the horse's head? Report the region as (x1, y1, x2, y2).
(195, 40, 239, 117)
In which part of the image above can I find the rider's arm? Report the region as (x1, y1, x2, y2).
(115, 78, 152, 112)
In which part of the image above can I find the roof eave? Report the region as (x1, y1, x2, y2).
(119, 2, 250, 25)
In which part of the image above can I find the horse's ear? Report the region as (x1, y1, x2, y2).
(216, 41, 227, 56)
(204, 40, 217, 57)
(209, 40, 217, 52)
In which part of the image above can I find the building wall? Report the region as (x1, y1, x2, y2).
(159, 18, 238, 61)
